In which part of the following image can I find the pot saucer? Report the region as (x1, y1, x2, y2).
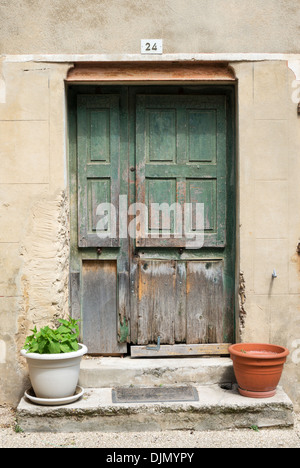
(24, 385, 84, 406)
(238, 386, 276, 399)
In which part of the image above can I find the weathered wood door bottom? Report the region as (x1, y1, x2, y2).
(131, 260, 225, 345)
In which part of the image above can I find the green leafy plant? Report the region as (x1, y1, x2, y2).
(23, 317, 80, 354)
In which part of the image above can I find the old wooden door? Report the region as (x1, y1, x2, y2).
(70, 86, 235, 355)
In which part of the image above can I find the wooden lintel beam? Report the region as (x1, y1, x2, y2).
(66, 62, 236, 82)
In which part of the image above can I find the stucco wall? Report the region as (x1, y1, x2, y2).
(0, 0, 300, 55)
(232, 61, 300, 406)
(1, 0, 300, 408)
(0, 62, 71, 405)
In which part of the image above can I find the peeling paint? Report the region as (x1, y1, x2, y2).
(119, 317, 129, 343)
(288, 59, 300, 80)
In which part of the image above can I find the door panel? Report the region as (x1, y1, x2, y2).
(77, 95, 120, 248)
(135, 260, 177, 345)
(131, 260, 224, 345)
(188, 109, 217, 163)
(82, 260, 126, 354)
(186, 261, 224, 344)
(136, 95, 226, 249)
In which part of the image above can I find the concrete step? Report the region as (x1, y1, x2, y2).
(16, 384, 294, 433)
(78, 356, 236, 388)
(16, 357, 294, 432)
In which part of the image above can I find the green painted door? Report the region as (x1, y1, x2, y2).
(69, 86, 235, 354)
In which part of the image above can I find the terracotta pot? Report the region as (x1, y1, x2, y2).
(229, 343, 289, 398)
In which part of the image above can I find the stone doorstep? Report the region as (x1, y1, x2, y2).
(17, 357, 294, 433)
(16, 384, 294, 433)
(78, 356, 236, 388)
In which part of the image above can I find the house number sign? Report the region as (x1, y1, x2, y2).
(141, 39, 163, 54)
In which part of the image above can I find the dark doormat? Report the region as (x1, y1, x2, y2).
(112, 386, 199, 404)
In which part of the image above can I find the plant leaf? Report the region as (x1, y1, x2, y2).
(59, 343, 71, 353)
(56, 325, 71, 334)
(38, 338, 47, 354)
(70, 340, 79, 351)
(48, 340, 61, 354)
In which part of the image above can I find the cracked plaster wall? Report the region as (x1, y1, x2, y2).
(0, 62, 71, 406)
(232, 61, 300, 407)
(17, 191, 70, 350)
(1, 0, 300, 408)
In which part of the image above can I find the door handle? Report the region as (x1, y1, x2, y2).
(130, 166, 136, 172)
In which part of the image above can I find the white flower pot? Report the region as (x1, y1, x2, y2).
(21, 343, 88, 399)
